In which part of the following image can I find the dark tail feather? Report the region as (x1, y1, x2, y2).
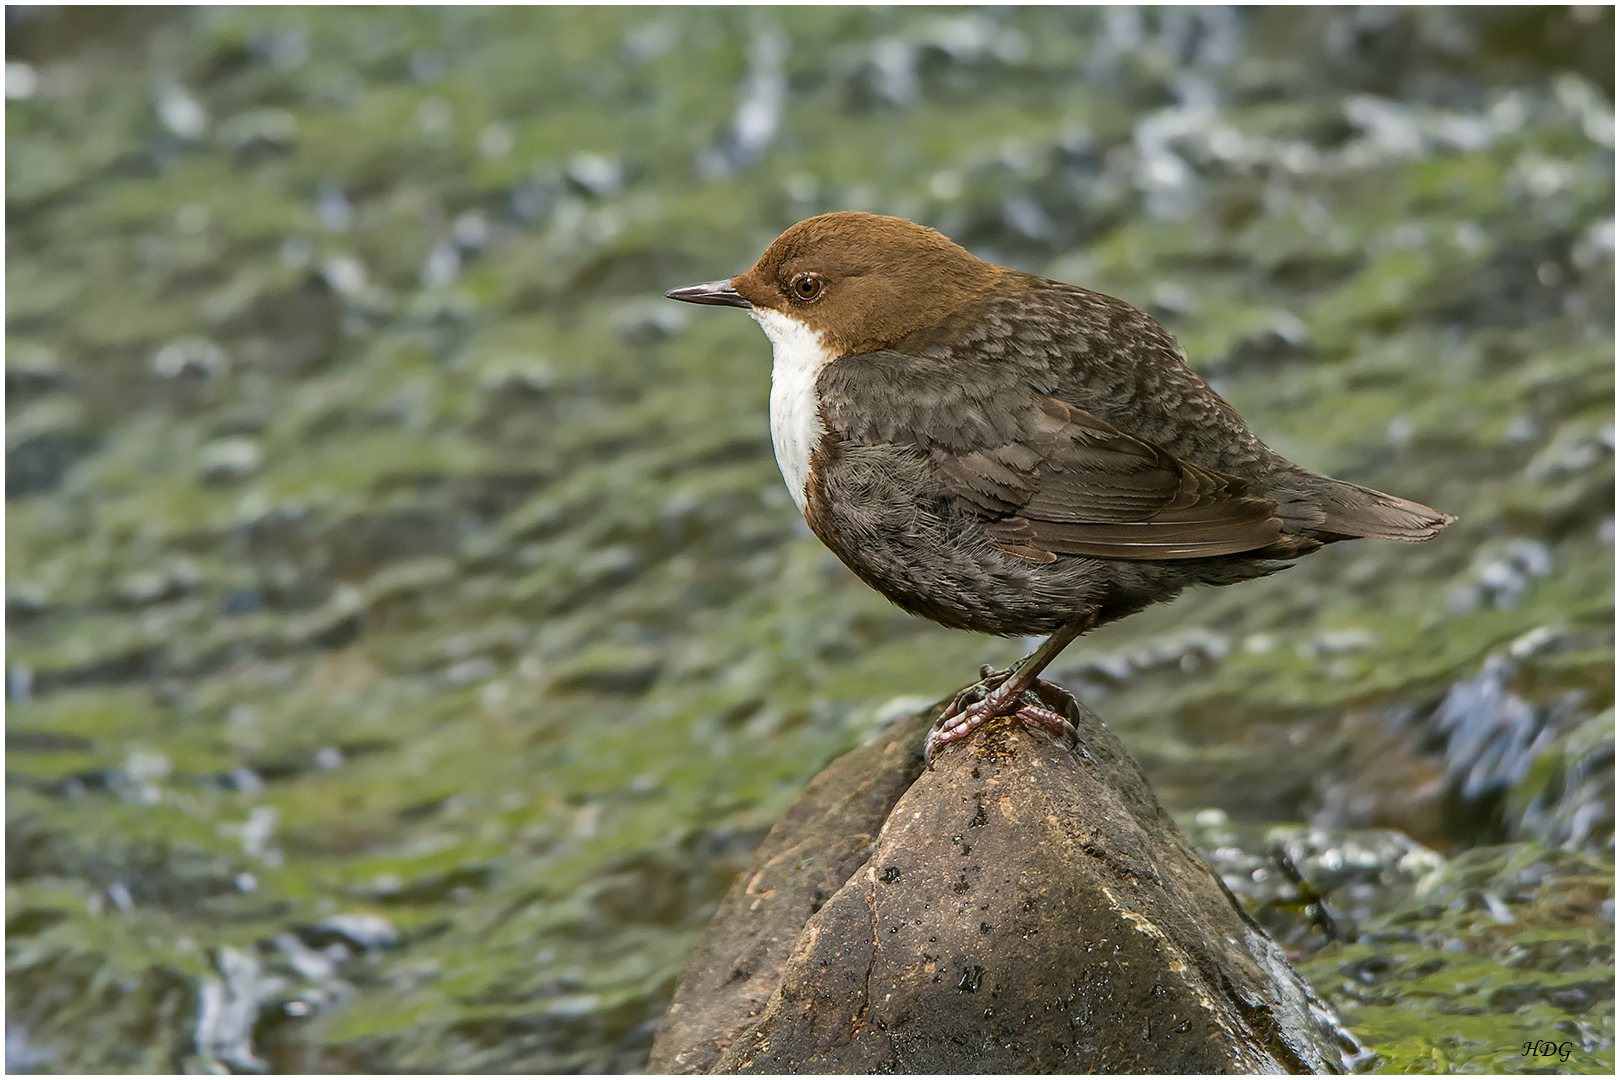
(1316, 479, 1456, 542)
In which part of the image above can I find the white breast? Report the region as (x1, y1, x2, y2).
(751, 307, 834, 513)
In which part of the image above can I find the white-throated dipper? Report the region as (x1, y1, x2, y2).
(667, 212, 1455, 762)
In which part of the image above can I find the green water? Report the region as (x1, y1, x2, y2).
(6, 7, 1612, 1072)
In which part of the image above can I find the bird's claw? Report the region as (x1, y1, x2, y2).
(924, 675, 1081, 765)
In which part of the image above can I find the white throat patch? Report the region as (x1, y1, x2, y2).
(751, 307, 833, 513)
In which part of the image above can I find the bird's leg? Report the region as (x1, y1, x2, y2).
(926, 609, 1097, 764)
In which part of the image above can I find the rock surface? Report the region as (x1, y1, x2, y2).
(651, 705, 1358, 1074)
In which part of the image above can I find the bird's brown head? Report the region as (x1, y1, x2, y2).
(667, 212, 1004, 357)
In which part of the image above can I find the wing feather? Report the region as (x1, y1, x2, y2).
(942, 395, 1282, 561)
(815, 346, 1284, 563)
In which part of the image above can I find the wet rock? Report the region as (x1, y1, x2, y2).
(652, 706, 1357, 1074)
(308, 913, 399, 951)
(650, 710, 931, 1073)
(282, 585, 364, 650)
(217, 108, 298, 163)
(1213, 316, 1314, 374)
(6, 344, 69, 402)
(916, 11, 1031, 71)
(6, 583, 50, 622)
(1448, 539, 1552, 612)
(6, 398, 95, 499)
(1525, 423, 1615, 483)
(838, 38, 921, 112)
(564, 152, 623, 198)
(1288, 840, 1613, 1071)
(189, 946, 285, 1073)
(1185, 811, 1448, 954)
(5, 1023, 54, 1073)
(1434, 655, 1549, 801)
(155, 82, 208, 140)
(117, 561, 199, 607)
(198, 437, 262, 485)
(1310, 643, 1612, 854)
(1510, 708, 1614, 854)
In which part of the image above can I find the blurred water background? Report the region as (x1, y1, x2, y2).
(5, 6, 1613, 1073)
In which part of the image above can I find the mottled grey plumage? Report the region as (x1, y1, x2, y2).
(805, 276, 1447, 635)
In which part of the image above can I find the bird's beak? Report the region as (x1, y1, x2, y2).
(664, 278, 751, 308)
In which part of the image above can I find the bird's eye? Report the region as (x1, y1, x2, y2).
(792, 276, 822, 301)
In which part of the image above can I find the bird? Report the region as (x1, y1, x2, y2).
(666, 212, 1455, 763)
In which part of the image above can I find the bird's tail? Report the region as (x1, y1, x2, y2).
(1314, 478, 1456, 542)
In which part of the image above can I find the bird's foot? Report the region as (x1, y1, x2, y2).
(924, 672, 1080, 765)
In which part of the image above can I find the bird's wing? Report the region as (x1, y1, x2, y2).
(818, 351, 1282, 562)
(949, 396, 1284, 561)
